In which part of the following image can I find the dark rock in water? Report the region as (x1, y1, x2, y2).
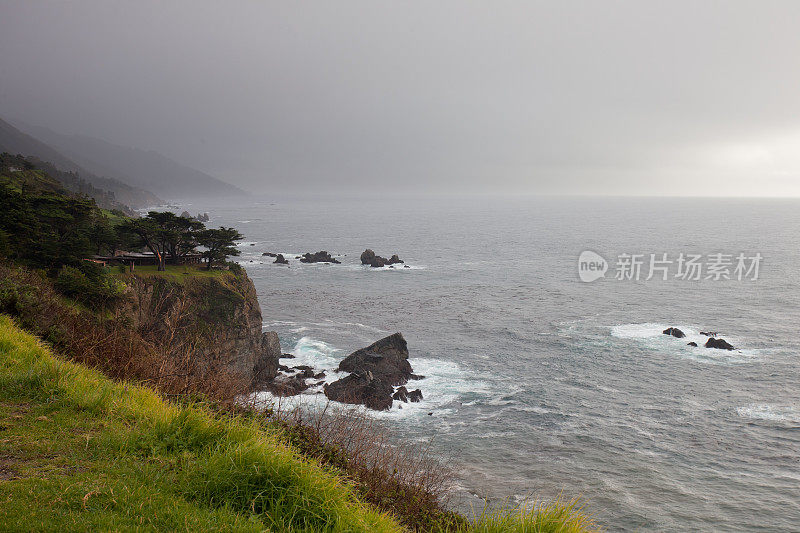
(278, 364, 290, 372)
(180, 210, 192, 219)
(324, 370, 394, 411)
(274, 254, 289, 264)
(393, 386, 410, 403)
(687, 342, 698, 347)
(250, 243, 255, 246)
(360, 249, 376, 264)
(408, 389, 423, 402)
(700, 331, 718, 337)
(369, 256, 388, 268)
(300, 251, 340, 264)
(313, 371, 326, 380)
(663, 327, 686, 338)
(262, 252, 278, 257)
(705, 337, 735, 350)
(323, 333, 420, 410)
(362, 249, 404, 268)
(293, 367, 315, 379)
(404, 265, 410, 269)
(409, 373, 425, 380)
(197, 212, 210, 222)
(267, 374, 309, 396)
(253, 331, 282, 386)
(338, 333, 413, 386)
(281, 352, 295, 359)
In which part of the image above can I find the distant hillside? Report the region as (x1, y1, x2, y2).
(0, 117, 160, 208)
(0, 152, 136, 215)
(20, 122, 245, 199)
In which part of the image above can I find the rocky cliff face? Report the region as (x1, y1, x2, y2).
(117, 270, 280, 388)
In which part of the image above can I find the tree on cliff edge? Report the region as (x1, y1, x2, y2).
(196, 227, 242, 270)
(120, 211, 207, 271)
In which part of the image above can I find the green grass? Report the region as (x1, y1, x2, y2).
(99, 209, 127, 226)
(0, 314, 402, 532)
(0, 169, 64, 195)
(452, 498, 599, 533)
(113, 264, 232, 283)
(0, 314, 600, 532)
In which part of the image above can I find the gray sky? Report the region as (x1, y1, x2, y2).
(2, 0, 800, 196)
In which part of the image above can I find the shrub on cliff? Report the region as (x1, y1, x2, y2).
(0, 262, 248, 401)
(54, 262, 127, 307)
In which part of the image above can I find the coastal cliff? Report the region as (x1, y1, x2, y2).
(117, 268, 281, 388)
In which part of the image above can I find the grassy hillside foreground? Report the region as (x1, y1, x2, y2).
(0, 314, 598, 532)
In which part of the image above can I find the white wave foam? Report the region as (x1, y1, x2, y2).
(339, 263, 427, 272)
(737, 403, 800, 423)
(263, 319, 388, 335)
(252, 333, 491, 420)
(609, 322, 769, 364)
(610, 322, 670, 339)
(290, 336, 342, 371)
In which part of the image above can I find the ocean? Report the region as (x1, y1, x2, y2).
(155, 195, 800, 531)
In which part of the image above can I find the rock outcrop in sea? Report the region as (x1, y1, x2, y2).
(324, 332, 423, 411)
(663, 327, 685, 338)
(360, 249, 404, 268)
(705, 337, 735, 350)
(299, 251, 340, 264)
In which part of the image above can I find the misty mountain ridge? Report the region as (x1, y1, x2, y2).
(19, 122, 245, 200)
(0, 117, 160, 208)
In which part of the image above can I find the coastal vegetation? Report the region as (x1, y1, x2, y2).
(0, 154, 599, 531)
(0, 315, 598, 532)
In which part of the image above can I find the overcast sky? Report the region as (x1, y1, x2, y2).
(1, 1, 799, 196)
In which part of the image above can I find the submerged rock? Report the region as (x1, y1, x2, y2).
(408, 389, 423, 402)
(687, 341, 698, 347)
(262, 252, 277, 257)
(393, 386, 410, 402)
(663, 327, 686, 338)
(267, 374, 309, 396)
(705, 337, 735, 350)
(700, 331, 718, 337)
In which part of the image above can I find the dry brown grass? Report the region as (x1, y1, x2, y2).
(0, 262, 248, 402)
(241, 396, 464, 531)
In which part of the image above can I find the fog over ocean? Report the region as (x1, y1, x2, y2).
(156, 195, 800, 531)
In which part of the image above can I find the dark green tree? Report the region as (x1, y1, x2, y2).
(119, 211, 206, 271)
(196, 227, 243, 270)
(119, 216, 169, 271)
